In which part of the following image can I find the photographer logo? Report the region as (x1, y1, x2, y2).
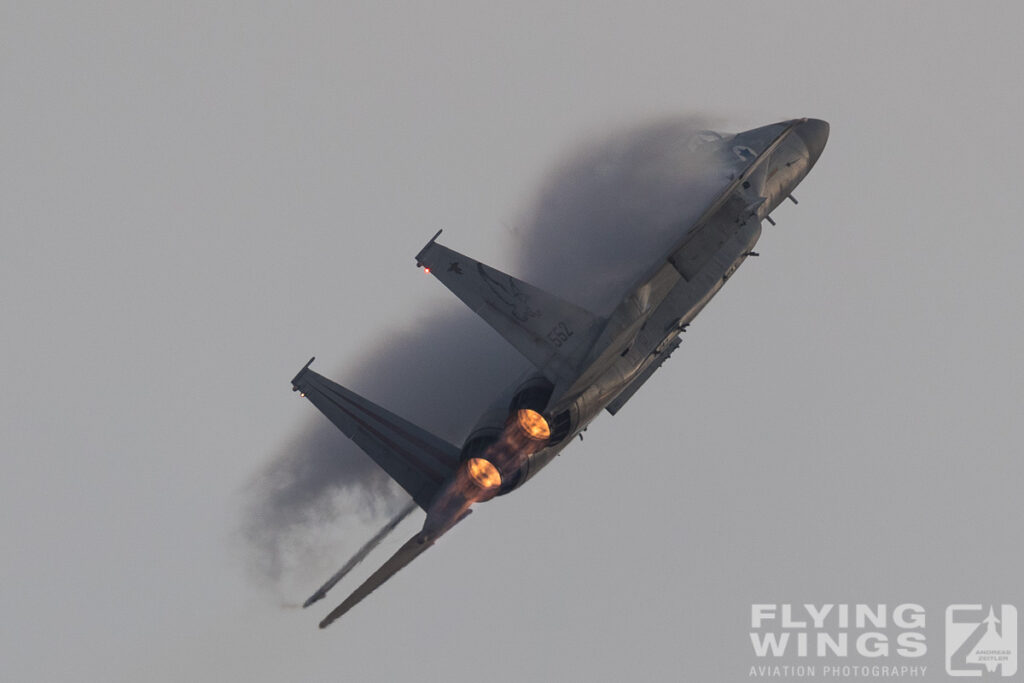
(946, 604, 1017, 677)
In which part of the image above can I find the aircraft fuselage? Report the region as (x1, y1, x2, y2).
(515, 119, 829, 486)
(294, 118, 829, 626)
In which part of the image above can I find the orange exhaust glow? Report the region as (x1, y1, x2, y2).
(423, 267, 431, 274)
(516, 409, 551, 441)
(466, 457, 501, 489)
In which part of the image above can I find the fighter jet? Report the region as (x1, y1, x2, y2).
(291, 118, 829, 627)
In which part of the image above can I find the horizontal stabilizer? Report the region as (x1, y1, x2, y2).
(303, 500, 418, 608)
(292, 360, 460, 510)
(317, 506, 471, 628)
(319, 531, 435, 628)
(415, 237, 604, 383)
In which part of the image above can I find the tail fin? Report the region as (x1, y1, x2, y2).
(291, 358, 460, 510)
(415, 233, 604, 384)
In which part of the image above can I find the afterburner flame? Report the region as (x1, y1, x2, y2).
(516, 409, 551, 441)
(466, 457, 501, 489)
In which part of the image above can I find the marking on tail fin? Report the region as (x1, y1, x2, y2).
(416, 237, 605, 382)
(478, 263, 542, 322)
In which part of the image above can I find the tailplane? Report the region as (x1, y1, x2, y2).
(318, 509, 473, 628)
(318, 531, 433, 628)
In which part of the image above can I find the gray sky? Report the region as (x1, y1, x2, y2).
(3, 2, 1022, 681)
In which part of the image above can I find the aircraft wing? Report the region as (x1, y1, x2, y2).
(669, 197, 755, 281)
(415, 234, 604, 384)
(291, 359, 461, 510)
(669, 120, 797, 281)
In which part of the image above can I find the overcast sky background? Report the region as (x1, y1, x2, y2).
(3, 2, 1023, 681)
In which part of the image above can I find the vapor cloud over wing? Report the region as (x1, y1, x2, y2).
(241, 116, 728, 590)
(511, 116, 725, 310)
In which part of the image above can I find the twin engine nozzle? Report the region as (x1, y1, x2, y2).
(464, 409, 551, 492)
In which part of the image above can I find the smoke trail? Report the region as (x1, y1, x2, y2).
(241, 115, 730, 591)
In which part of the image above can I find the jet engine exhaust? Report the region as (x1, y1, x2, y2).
(320, 409, 554, 625)
(515, 408, 551, 440)
(466, 457, 502, 490)
(481, 409, 551, 481)
(302, 500, 418, 608)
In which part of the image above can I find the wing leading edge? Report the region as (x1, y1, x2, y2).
(291, 358, 460, 510)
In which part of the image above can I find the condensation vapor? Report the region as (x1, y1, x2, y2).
(241, 116, 729, 589)
(241, 318, 527, 588)
(510, 116, 727, 310)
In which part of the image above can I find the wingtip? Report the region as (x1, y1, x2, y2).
(415, 229, 444, 266)
(291, 356, 316, 389)
(302, 591, 323, 609)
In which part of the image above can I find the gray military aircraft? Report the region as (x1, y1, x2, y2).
(291, 118, 829, 628)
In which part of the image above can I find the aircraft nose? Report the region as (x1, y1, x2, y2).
(794, 118, 829, 169)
